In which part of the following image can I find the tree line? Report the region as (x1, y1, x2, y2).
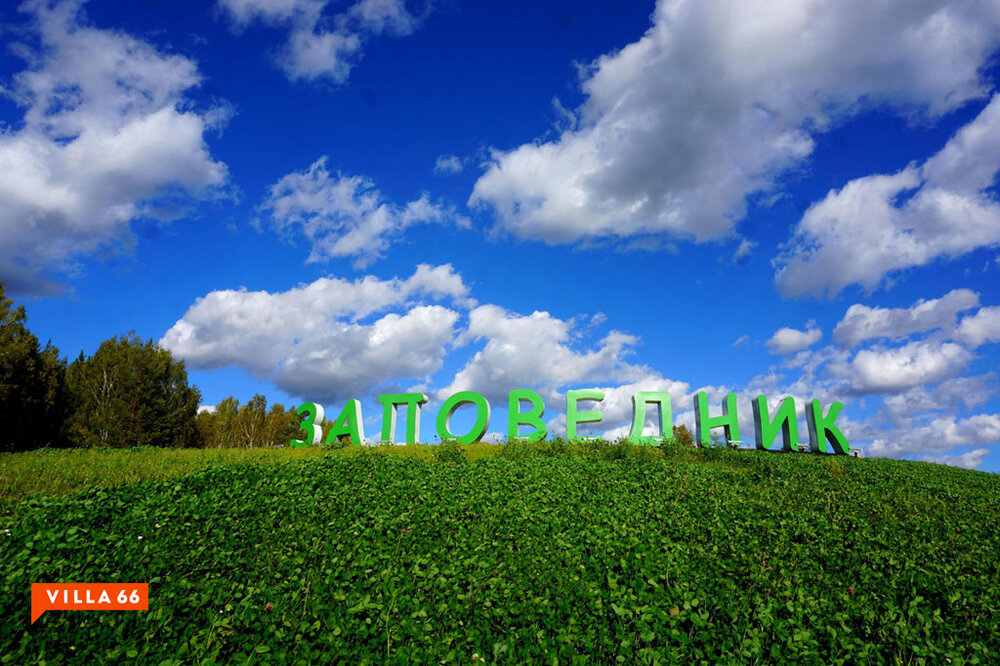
(0, 282, 300, 453)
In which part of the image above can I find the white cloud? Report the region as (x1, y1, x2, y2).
(433, 155, 463, 175)
(839, 341, 972, 395)
(954, 306, 1000, 348)
(439, 305, 641, 403)
(775, 95, 1000, 297)
(471, 0, 1000, 249)
(833, 289, 980, 348)
(592, 374, 692, 438)
(767, 322, 822, 354)
(349, 0, 418, 36)
(259, 156, 467, 268)
(160, 264, 470, 401)
(918, 448, 991, 470)
(218, 0, 420, 83)
(274, 305, 458, 399)
(218, 0, 312, 23)
(733, 239, 756, 262)
(0, 0, 228, 294)
(868, 414, 1000, 458)
(881, 374, 997, 425)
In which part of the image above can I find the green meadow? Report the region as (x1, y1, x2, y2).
(2, 442, 999, 664)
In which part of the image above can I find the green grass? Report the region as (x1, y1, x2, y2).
(0, 446, 325, 513)
(2, 443, 999, 664)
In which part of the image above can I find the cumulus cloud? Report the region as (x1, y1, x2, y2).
(766, 322, 822, 354)
(160, 264, 470, 401)
(471, 0, 1000, 249)
(775, 95, 1000, 297)
(881, 374, 997, 425)
(218, 0, 421, 83)
(259, 156, 467, 268)
(836, 340, 972, 395)
(784, 290, 1000, 400)
(438, 305, 642, 403)
(868, 414, 1000, 458)
(954, 306, 1000, 348)
(918, 448, 991, 470)
(592, 374, 692, 439)
(833, 289, 980, 348)
(0, 0, 228, 294)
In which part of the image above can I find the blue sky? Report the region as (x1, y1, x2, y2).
(2, 0, 999, 470)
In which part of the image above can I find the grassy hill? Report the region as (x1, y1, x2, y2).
(2, 442, 998, 664)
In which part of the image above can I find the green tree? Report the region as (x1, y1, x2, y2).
(194, 395, 302, 448)
(235, 394, 268, 447)
(266, 402, 300, 447)
(66, 332, 200, 448)
(0, 282, 70, 452)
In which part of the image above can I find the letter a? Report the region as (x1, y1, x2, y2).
(325, 399, 366, 446)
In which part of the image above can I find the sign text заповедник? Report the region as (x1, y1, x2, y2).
(289, 390, 850, 454)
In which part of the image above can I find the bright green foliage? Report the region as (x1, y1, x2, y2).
(0, 446, 324, 509)
(0, 282, 70, 452)
(194, 395, 299, 448)
(65, 332, 200, 448)
(2, 446, 998, 664)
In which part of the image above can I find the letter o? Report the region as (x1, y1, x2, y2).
(436, 391, 491, 445)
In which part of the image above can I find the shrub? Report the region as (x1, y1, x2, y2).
(432, 440, 467, 464)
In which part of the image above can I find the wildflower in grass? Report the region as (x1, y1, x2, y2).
(138, 535, 143, 540)
(266, 603, 274, 611)
(402, 528, 407, 533)
(848, 586, 855, 595)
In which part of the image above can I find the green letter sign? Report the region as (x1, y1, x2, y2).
(379, 393, 428, 445)
(436, 391, 491, 444)
(288, 388, 853, 455)
(567, 389, 604, 441)
(628, 391, 673, 445)
(694, 391, 740, 447)
(324, 399, 365, 446)
(290, 402, 324, 447)
(508, 389, 547, 443)
(806, 399, 850, 454)
(752, 395, 797, 452)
